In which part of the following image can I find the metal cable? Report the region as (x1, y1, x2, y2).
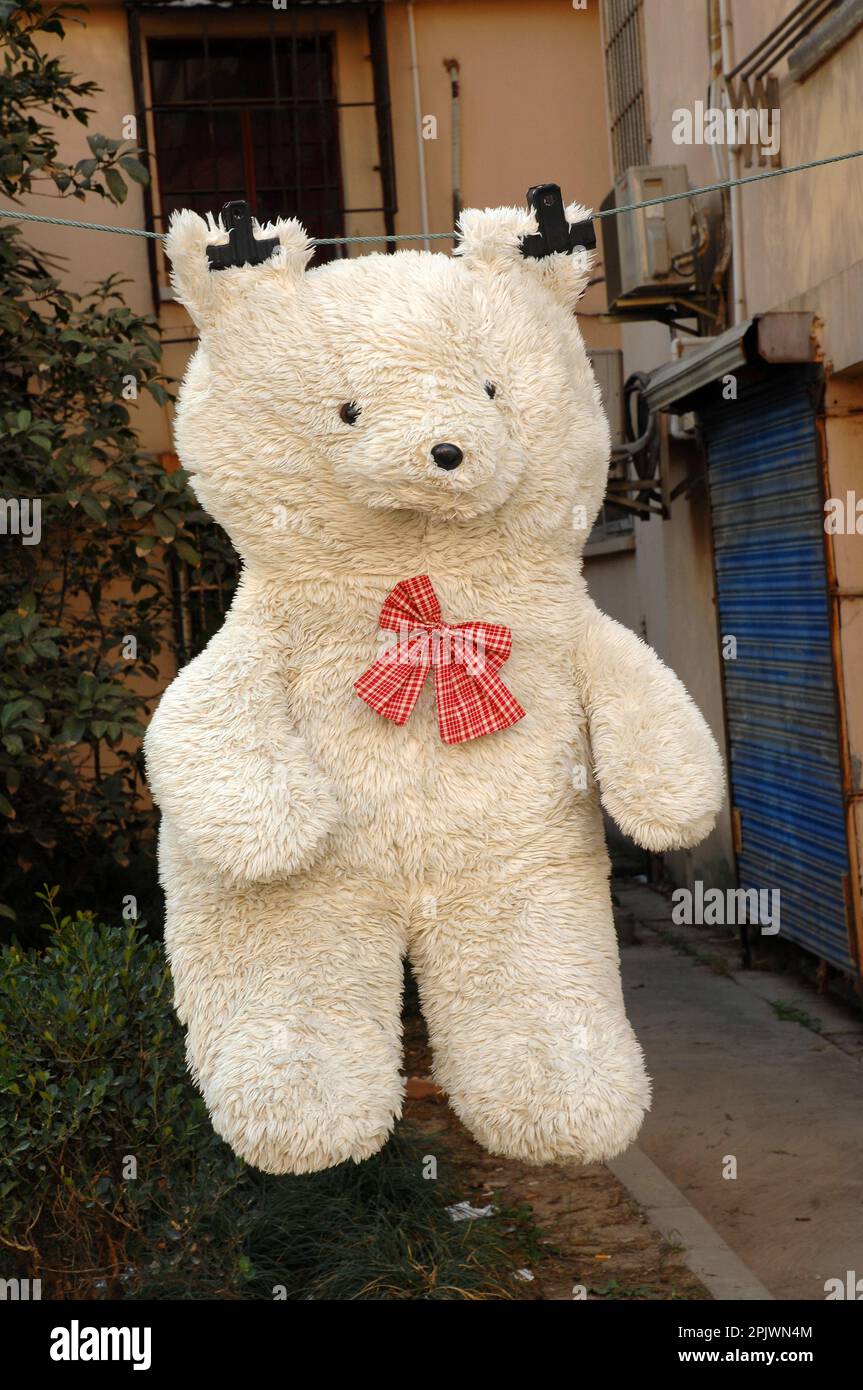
(1, 146, 861, 245)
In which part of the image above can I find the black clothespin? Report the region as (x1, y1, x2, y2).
(206, 200, 279, 272)
(520, 183, 596, 259)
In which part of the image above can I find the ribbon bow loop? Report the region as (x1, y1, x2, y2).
(354, 575, 526, 745)
(378, 574, 442, 633)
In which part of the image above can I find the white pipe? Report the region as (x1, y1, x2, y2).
(719, 0, 747, 323)
(407, 2, 431, 252)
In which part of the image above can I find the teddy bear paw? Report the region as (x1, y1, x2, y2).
(443, 1024, 651, 1166)
(174, 770, 342, 884)
(201, 1021, 403, 1174)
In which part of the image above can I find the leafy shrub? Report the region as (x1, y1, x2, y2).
(0, 888, 243, 1296)
(0, 0, 237, 932)
(0, 893, 517, 1300)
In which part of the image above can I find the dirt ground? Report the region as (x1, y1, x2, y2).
(402, 1011, 708, 1301)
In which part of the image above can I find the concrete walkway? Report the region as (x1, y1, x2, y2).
(613, 879, 863, 1301)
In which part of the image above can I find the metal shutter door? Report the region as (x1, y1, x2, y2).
(702, 367, 853, 970)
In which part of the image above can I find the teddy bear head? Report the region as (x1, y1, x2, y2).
(166, 202, 610, 573)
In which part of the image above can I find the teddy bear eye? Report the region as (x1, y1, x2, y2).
(484, 381, 496, 399)
(339, 402, 361, 425)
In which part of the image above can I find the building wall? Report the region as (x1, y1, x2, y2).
(384, 0, 618, 349)
(584, 0, 863, 893)
(600, 2, 735, 882)
(17, 0, 171, 451)
(823, 370, 863, 963)
(731, 0, 863, 375)
(640, 0, 863, 377)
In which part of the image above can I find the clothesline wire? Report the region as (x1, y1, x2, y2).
(0, 147, 860, 247)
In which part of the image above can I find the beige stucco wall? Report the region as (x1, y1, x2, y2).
(732, 2, 863, 375)
(639, 0, 863, 377)
(16, 1, 173, 452)
(825, 376, 863, 797)
(632, 0, 863, 373)
(385, 0, 618, 348)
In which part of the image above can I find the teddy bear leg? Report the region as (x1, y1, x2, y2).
(160, 824, 407, 1174)
(409, 860, 650, 1165)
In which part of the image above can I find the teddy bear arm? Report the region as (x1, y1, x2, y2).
(144, 635, 341, 883)
(575, 607, 725, 852)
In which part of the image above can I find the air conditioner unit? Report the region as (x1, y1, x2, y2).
(601, 165, 701, 321)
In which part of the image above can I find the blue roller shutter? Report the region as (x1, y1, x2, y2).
(701, 366, 854, 971)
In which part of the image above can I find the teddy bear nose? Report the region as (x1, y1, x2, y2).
(431, 442, 463, 471)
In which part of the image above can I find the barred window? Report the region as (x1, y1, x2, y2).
(602, 0, 650, 179)
(148, 33, 343, 258)
(127, 0, 399, 304)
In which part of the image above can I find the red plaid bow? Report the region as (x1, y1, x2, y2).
(354, 575, 526, 745)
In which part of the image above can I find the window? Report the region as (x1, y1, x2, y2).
(169, 518, 239, 665)
(586, 349, 635, 546)
(128, 3, 398, 304)
(147, 33, 344, 258)
(602, 0, 650, 180)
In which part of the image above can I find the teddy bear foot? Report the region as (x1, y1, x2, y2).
(442, 1027, 651, 1167)
(201, 1024, 404, 1174)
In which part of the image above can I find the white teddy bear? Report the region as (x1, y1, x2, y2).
(145, 199, 724, 1175)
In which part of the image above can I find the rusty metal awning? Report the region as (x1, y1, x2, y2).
(644, 312, 821, 415)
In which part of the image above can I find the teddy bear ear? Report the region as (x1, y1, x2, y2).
(164, 207, 315, 331)
(454, 201, 596, 311)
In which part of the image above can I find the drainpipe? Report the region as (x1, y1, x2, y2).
(443, 58, 461, 228)
(707, 0, 732, 302)
(406, 2, 431, 251)
(719, 0, 747, 323)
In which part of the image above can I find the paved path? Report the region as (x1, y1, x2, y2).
(614, 880, 863, 1301)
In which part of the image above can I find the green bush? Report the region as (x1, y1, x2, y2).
(0, 0, 238, 932)
(0, 892, 519, 1300)
(0, 888, 244, 1296)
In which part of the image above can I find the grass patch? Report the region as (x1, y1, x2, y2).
(770, 1000, 823, 1033)
(653, 924, 736, 975)
(130, 1130, 524, 1302)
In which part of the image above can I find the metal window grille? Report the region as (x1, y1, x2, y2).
(587, 348, 634, 543)
(147, 31, 345, 256)
(169, 517, 239, 666)
(602, 0, 650, 180)
(126, 1, 398, 301)
(153, 454, 239, 662)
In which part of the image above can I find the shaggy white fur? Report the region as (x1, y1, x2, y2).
(145, 200, 725, 1174)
